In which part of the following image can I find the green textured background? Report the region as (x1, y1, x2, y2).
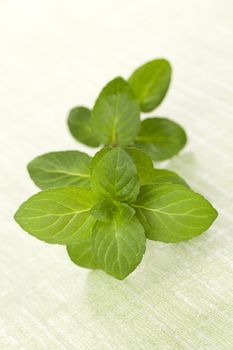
(1, 0, 233, 349)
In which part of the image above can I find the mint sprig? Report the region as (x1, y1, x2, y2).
(14, 58, 218, 280)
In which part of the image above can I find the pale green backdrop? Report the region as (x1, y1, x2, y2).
(0, 0, 233, 349)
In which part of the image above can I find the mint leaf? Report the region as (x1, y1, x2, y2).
(14, 187, 96, 245)
(91, 148, 140, 203)
(135, 118, 187, 161)
(91, 200, 135, 222)
(91, 147, 153, 185)
(147, 168, 188, 187)
(128, 58, 171, 112)
(28, 151, 91, 190)
(92, 216, 146, 279)
(90, 147, 113, 171)
(91, 77, 140, 146)
(67, 106, 100, 147)
(124, 147, 153, 185)
(91, 199, 117, 222)
(67, 232, 98, 269)
(134, 184, 218, 242)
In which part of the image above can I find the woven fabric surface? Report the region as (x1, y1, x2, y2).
(0, 0, 233, 349)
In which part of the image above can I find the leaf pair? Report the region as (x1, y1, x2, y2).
(15, 148, 217, 280)
(68, 59, 186, 161)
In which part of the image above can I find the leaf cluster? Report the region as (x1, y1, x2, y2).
(14, 59, 218, 280)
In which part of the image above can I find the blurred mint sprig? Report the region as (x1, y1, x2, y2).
(14, 59, 217, 280)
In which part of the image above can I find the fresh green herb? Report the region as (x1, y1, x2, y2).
(14, 187, 96, 245)
(68, 107, 100, 147)
(91, 77, 140, 146)
(91, 148, 140, 203)
(128, 58, 171, 112)
(147, 168, 189, 187)
(92, 214, 145, 280)
(134, 117, 187, 161)
(134, 184, 217, 243)
(14, 58, 218, 280)
(27, 151, 92, 189)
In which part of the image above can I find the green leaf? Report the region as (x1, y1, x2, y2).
(147, 168, 188, 187)
(134, 118, 187, 161)
(134, 184, 218, 243)
(67, 106, 100, 147)
(92, 216, 146, 280)
(67, 232, 98, 269)
(28, 151, 91, 190)
(91, 77, 140, 146)
(91, 147, 153, 186)
(14, 187, 96, 245)
(92, 148, 140, 203)
(91, 199, 117, 222)
(128, 58, 172, 112)
(91, 200, 135, 222)
(90, 147, 113, 171)
(124, 147, 154, 185)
